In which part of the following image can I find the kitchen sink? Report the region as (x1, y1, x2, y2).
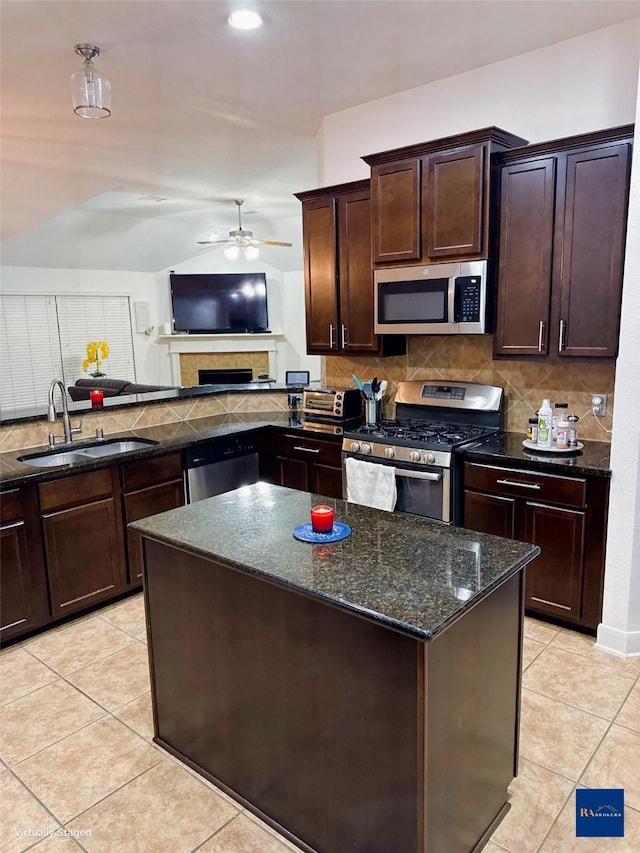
(18, 438, 159, 468)
(79, 439, 159, 457)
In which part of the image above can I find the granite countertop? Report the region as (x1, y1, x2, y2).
(130, 483, 539, 641)
(0, 412, 347, 490)
(462, 432, 611, 478)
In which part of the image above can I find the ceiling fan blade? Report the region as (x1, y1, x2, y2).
(196, 239, 231, 245)
(257, 240, 293, 247)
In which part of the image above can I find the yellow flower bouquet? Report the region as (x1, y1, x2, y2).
(82, 341, 109, 377)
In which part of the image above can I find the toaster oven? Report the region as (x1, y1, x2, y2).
(302, 388, 362, 422)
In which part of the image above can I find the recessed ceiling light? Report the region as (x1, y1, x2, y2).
(228, 9, 262, 30)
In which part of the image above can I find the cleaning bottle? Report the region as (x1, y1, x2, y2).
(537, 399, 553, 447)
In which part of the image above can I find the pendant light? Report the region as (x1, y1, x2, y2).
(70, 44, 111, 119)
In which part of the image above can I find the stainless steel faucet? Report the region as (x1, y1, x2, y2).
(47, 379, 82, 446)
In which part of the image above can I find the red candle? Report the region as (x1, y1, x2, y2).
(89, 389, 104, 407)
(311, 504, 334, 533)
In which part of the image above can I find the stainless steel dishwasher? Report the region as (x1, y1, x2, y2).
(184, 434, 260, 503)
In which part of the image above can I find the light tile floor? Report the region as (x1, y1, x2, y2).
(0, 596, 638, 853)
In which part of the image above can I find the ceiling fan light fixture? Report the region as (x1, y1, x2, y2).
(244, 244, 260, 260)
(227, 9, 262, 30)
(224, 244, 241, 260)
(70, 43, 111, 119)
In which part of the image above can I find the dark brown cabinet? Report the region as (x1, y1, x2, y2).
(260, 432, 343, 500)
(0, 487, 48, 641)
(363, 128, 527, 266)
(121, 453, 184, 586)
(494, 126, 633, 359)
(463, 461, 609, 631)
(39, 468, 127, 618)
(295, 180, 405, 356)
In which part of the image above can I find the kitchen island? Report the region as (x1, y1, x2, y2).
(131, 484, 539, 853)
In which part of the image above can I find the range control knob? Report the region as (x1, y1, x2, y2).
(361, 443, 372, 455)
(409, 450, 421, 462)
(384, 447, 395, 459)
(349, 441, 361, 453)
(423, 451, 436, 464)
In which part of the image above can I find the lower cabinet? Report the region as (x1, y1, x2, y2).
(260, 432, 343, 500)
(121, 453, 185, 586)
(0, 486, 48, 642)
(463, 461, 609, 631)
(39, 468, 127, 618)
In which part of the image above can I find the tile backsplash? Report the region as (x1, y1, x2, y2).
(326, 336, 616, 442)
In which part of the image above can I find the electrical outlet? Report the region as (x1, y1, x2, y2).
(591, 394, 607, 417)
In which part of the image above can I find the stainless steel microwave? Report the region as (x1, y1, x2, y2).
(374, 260, 490, 335)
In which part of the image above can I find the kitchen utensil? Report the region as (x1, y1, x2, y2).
(352, 374, 365, 393)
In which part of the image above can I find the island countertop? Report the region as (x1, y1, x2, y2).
(130, 483, 539, 641)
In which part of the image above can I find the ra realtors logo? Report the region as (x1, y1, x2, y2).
(576, 789, 624, 837)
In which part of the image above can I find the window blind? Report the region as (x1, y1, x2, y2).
(0, 294, 63, 415)
(56, 296, 136, 382)
(0, 294, 136, 416)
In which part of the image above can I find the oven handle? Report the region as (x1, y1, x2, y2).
(394, 468, 442, 482)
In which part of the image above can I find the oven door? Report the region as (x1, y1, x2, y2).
(343, 454, 451, 524)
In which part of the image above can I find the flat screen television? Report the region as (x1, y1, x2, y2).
(169, 272, 269, 333)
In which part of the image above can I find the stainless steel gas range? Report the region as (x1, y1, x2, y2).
(342, 380, 504, 524)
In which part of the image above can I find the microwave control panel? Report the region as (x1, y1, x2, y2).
(454, 276, 481, 323)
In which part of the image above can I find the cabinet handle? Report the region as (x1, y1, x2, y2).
(341, 324, 347, 348)
(558, 319, 566, 352)
(538, 320, 545, 352)
(293, 446, 321, 454)
(329, 324, 335, 349)
(496, 478, 541, 490)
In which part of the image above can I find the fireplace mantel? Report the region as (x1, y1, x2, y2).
(158, 332, 285, 385)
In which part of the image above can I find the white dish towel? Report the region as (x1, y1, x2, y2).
(345, 457, 397, 512)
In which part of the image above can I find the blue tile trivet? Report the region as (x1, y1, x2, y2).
(293, 521, 352, 543)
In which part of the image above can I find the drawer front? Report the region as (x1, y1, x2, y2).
(464, 462, 586, 508)
(121, 453, 183, 493)
(39, 468, 115, 512)
(1, 489, 22, 524)
(276, 433, 342, 467)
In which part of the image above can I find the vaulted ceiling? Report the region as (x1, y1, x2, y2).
(2, 0, 639, 273)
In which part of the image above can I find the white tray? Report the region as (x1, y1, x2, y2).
(522, 439, 583, 454)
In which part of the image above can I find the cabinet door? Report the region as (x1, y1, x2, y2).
(494, 158, 556, 356)
(371, 159, 421, 263)
(556, 143, 631, 357)
(310, 463, 343, 501)
(523, 501, 585, 622)
(1, 521, 35, 639)
(423, 145, 484, 259)
(124, 479, 185, 585)
(337, 189, 377, 352)
(302, 197, 339, 353)
(463, 490, 516, 539)
(276, 456, 309, 492)
(43, 497, 126, 617)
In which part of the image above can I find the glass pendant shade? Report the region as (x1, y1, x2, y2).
(224, 244, 241, 260)
(70, 44, 111, 119)
(244, 245, 260, 260)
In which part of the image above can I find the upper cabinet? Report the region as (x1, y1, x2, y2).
(362, 128, 528, 267)
(494, 125, 633, 359)
(295, 180, 405, 356)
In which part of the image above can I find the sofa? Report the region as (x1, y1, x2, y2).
(67, 378, 179, 401)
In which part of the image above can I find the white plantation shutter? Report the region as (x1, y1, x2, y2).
(0, 294, 63, 415)
(56, 296, 136, 382)
(0, 294, 136, 416)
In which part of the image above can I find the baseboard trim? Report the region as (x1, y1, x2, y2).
(595, 624, 640, 658)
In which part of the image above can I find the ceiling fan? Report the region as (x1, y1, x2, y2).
(197, 199, 292, 260)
